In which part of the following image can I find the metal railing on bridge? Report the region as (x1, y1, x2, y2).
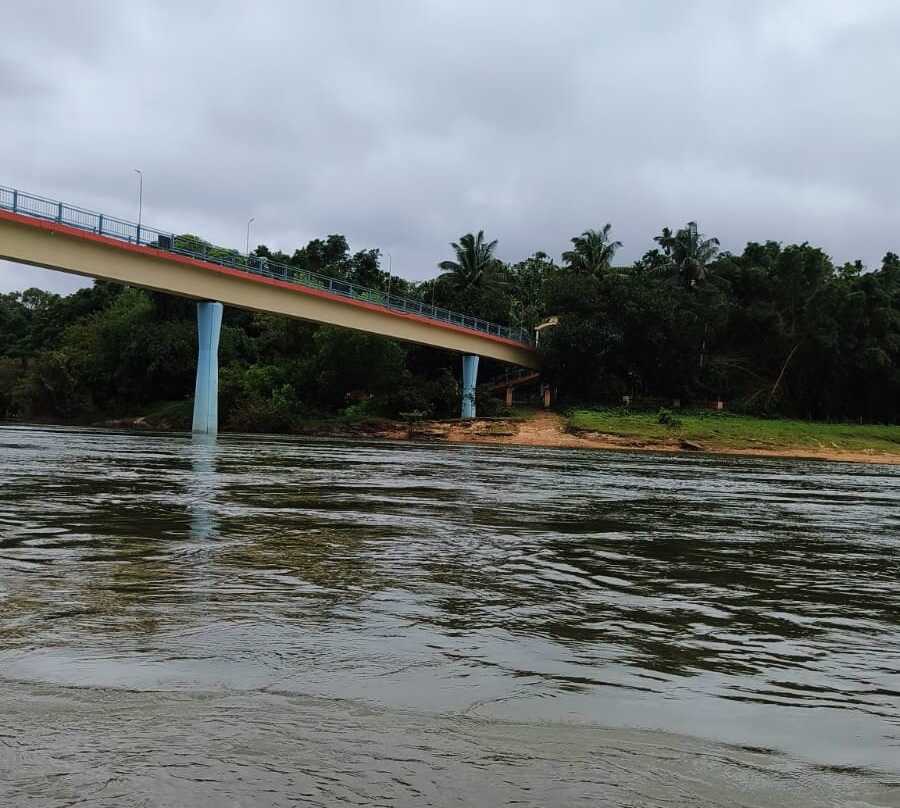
(0, 184, 533, 346)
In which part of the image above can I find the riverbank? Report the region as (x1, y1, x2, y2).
(16, 406, 898, 465)
(434, 410, 900, 465)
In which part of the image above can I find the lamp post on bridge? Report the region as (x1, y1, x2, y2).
(533, 316, 559, 348)
(133, 168, 142, 244)
(533, 316, 559, 409)
(246, 217, 255, 255)
(382, 250, 392, 297)
(430, 274, 443, 307)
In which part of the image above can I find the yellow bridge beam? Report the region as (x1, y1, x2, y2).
(0, 211, 542, 370)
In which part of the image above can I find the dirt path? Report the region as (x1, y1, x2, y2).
(431, 411, 900, 465)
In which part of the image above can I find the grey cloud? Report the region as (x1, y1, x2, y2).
(0, 55, 54, 103)
(2, 0, 899, 296)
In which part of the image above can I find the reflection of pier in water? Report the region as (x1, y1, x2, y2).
(188, 435, 218, 543)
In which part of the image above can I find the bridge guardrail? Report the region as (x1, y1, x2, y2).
(0, 184, 533, 346)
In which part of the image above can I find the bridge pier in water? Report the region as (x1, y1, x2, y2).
(192, 301, 223, 435)
(461, 354, 479, 419)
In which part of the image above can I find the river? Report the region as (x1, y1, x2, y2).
(0, 425, 898, 807)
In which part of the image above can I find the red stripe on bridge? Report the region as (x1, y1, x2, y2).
(0, 208, 535, 352)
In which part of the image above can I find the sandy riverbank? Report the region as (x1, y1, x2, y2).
(428, 412, 900, 465)
(74, 410, 900, 465)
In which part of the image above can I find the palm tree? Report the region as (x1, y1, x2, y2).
(654, 227, 674, 258)
(438, 231, 500, 291)
(656, 222, 720, 288)
(562, 224, 622, 276)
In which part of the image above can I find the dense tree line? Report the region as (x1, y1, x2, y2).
(1, 221, 898, 428)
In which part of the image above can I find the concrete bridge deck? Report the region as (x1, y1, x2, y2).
(0, 187, 541, 370)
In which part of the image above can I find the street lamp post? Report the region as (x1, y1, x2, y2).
(534, 316, 559, 410)
(533, 315, 559, 347)
(246, 217, 255, 255)
(383, 251, 392, 296)
(431, 275, 440, 307)
(133, 168, 143, 244)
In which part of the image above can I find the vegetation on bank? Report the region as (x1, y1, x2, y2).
(567, 408, 900, 454)
(1, 220, 899, 430)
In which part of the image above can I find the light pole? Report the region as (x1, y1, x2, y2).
(534, 316, 559, 410)
(533, 315, 559, 347)
(383, 251, 392, 296)
(133, 168, 143, 243)
(246, 217, 255, 255)
(431, 275, 440, 307)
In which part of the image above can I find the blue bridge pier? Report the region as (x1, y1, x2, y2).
(192, 301, 223, 435)
(461, 354, 479, 419)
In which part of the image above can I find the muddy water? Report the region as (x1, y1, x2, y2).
(1, 425, 898, 806)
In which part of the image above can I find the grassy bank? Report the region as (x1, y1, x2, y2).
(90, 400, 900, 460)
(566, 408, 900, 454)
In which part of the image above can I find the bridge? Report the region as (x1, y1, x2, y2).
(0, 184, 542, 434)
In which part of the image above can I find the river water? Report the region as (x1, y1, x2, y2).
(0, 425, 898, 807)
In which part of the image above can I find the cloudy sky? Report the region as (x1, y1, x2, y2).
(2, 0, 899, 294)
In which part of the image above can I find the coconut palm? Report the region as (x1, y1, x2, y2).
(654, 227, 674, 257)
(438, 231, 500, 291)
(655, 222, 720, 288)
(562, 224, 622, 276)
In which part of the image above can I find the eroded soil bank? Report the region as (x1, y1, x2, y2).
(432, 411, 900, 465)
(86, 410, 900, 464)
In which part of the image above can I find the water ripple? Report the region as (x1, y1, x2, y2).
(1, 425, 898, 806)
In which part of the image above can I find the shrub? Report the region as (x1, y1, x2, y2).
(657, 407, 683, 430)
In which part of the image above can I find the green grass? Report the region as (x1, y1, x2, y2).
(566, 408, 900, 454)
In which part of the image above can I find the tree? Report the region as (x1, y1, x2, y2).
(507, 252, 559, 331)
(881, 251, 900, 277)
(562, 224, 622, 276)
(656, 222, 720, 289)
(3, 211, 899, 427)
(311, 327, 406, 409)
(438, 231, 500, 291)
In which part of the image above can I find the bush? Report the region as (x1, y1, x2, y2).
(369, 371, 458, 419)
(657, 407, 683, 430)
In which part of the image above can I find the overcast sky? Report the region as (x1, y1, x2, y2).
(2, 0, 899, 295)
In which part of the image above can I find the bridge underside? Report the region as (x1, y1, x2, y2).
(0, 212, 542, 370)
